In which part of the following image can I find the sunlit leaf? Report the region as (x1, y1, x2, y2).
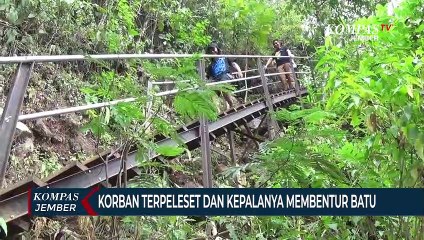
(156, 145, 185, 157)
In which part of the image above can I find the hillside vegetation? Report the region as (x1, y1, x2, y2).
(1, 0, 423, 239)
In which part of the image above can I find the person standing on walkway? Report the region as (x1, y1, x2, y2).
(264, 39, 295, 91)
(288, 48, 298, 79)
(205, 42, 243, 109)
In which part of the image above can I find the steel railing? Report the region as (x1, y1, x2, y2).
(0, 53, 313, 189)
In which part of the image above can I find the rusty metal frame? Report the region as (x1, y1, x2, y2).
(292, 63, 301, 97)
(0, 63, 34, 188)
(257, 59, 278, 140)
(228, 131, 236, 165)
(197, 59, 213, 188)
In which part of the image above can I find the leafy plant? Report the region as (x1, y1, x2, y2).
(253, 0, 424, 238)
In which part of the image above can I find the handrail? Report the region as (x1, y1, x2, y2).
(16, 70, 310, 121)
(233, 80, 280, 94)
(0, 54, 310, 64)
(151, 69, 259, 85)
(18, 97, 137, 121)
(265, 71, 311, 77)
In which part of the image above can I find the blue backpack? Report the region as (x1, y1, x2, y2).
(211, 58, 229, 78)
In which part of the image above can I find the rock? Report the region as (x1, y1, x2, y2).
(15, 121, 33, 140)
(169, 171, 191, 186)
(16, 121, 31, 132)
(14, 138, 34, 158)
(183, 181, 202, 188)
(67, 114, 82, 129)
(235, 173, 247, 188)
(216, 163, 228, 173)
(68, 138, 82, 153)
(194, 174, 203, 184)
(51, 135, 64, 144)
(248, 118, 262, 129)
(34, 119, 54, 138)
(33, 119, 62, 143)
(205, 221, 218, 238)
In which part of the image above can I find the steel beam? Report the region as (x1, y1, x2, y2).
(198, 59, 213, 188)
(228, 131, 236, 165)
(292, 64, 300, 97)
(199, 116, 213, 188)
(257, 59, 278, 140)
(0, 63, 33, 188)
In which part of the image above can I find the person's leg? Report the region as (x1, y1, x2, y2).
(217, 74, 235, 109)
(277, 64, 288, 90)
(283, 63, 294, 89)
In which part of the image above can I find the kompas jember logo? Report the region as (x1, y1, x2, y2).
(325, 23, 394, 41)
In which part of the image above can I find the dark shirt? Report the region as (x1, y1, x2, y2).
(273, 47, 290, 66)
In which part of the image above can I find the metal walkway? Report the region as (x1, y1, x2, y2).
(0, 53, 312, 236)
(0, 88, 307, 235)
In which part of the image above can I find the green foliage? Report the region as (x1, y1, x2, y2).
(286, 0, 387, 46)
(80, 55, 225, 168)
(142, 57, 200, 83)
(0, 0, 34, 25)
(156, 145, 185, 157)
(251, 0, 424, 238)
(0, 0, 100, 54)
(269, 5, 306, 48)
(215, 0, 277, 52)
(40, 154, 62, 178)
(315, 0, 424, 184)
(94, 0, 141, 52)
(257, 115, 352, 188)
(174, 89, 218, 121)
(168, 8, 211, 50)
(143, 56, 231, 122)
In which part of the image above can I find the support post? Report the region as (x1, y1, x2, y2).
(145, 80, 154, 160)
(257, 59, 278, 140)
(244, 56, 248, 103)
(308, 58, 316, 88)
(291, 63, 300, 97)
(0, 63, 33, 187)
(198, 59, 213, 188)
(145, 80, 153, 133)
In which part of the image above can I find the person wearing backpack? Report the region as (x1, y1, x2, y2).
(264, 39, 295, 91)
(205, 42, 243, 109)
